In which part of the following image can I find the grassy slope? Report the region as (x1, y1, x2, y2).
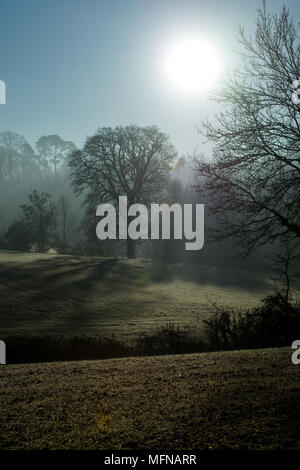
(0, 252, 274, 339)
(1, 347, 300, 450)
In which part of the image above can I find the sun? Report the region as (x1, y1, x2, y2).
(165, 36, 221, 94)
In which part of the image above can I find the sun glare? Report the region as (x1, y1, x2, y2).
(165, 37, 221, 94)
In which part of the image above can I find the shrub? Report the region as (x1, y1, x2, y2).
(135, 323, 209, 356)
(6, 220, 31, 251)
(204, 292, 300, 350)
(4, 324, 211, 364)
(4, 334, 133, 363)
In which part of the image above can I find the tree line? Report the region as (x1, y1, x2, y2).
(0, 132, 76, 181)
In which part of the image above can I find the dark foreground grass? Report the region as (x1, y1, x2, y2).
(0, 347, 300, 450)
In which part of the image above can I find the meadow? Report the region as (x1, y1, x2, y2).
(1, 251, 299, 450)
(1, 347, 299, 450)
(0, 251, 273, 340)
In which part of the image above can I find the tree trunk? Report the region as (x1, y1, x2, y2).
(127, 238, 136, 259)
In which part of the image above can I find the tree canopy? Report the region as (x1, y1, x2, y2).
(69, 125, 177, 258)
(194, 2, 300, 257)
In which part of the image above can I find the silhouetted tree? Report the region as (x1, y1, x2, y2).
(36, 135, 76, 176)
(268, 238, 299, 307)
(21, 190, 58, 252)
(194, 3, 300, 259)
(6, 220, 30, 251)
(69, 125, 176, 258)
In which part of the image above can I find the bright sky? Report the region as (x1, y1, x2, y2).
(0, 0, 299, 155)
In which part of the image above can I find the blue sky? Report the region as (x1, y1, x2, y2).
(0, 0, 299, 154)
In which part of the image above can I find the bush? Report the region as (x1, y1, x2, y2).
(4, 334, 133, 363)
(3, 325, 209, 364)
(135, 323, 209, 356)
(204, 292, 300, 350)
(5, 220, 31, 251)
(5, 293, 299, 364)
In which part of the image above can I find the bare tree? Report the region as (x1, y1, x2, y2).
(69, 125, 176, 258)
(194, 3, 300, 259)
(267, 238, 299, 307)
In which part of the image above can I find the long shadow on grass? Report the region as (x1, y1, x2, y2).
(0, 256, 165, 334)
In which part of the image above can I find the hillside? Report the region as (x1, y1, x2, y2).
(0, 251, 275, 339)
(0, 347, 299, 450)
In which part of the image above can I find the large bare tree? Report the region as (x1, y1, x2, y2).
(194, 2, 300, 258)
(69, 125, 176, 258)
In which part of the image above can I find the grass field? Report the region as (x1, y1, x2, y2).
(1, 347, 299, 450)
(0, 251, 275, 340)
(1, 252, 299, 450)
